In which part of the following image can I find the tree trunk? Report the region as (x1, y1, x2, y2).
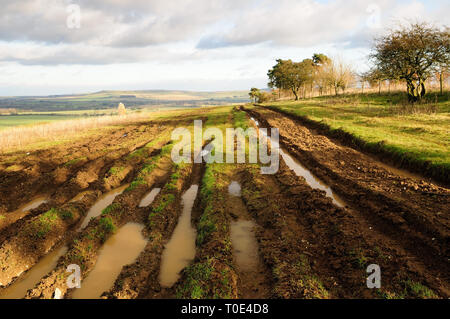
(406, 78, 426, 103)
(292, 89, 299, 101)
(440, 72, 443, 95)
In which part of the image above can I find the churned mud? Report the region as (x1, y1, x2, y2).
(251, 117, 345, 207)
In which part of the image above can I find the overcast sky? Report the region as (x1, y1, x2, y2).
(0, 0, 448, 96)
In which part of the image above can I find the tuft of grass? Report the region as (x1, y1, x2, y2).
(101, 203, 122, 216)
(97, 217, 116, 242)
(176, 258, 235, 299)
(148, 193, 176, 228)
(349, 248, 368, 269)
(30, 208, 59, 238)
(64, 157, 87, 167)
(108, 166, 125, 175)
(403, 280, 438, 299)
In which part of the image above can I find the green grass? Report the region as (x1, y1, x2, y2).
(25, 207, 74, 238)
(108, 166, 125, 175)
(176, 258, 215, 299)
(262, 92, 450, 182)
(403, 280, 438, 299)
(0, 114, 82, 130)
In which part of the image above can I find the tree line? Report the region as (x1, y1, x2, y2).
(250, 22, 449, 103)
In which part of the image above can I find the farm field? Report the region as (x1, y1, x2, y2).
(0, 90, 249, 112)
(0, 102, 448, 299)
(0, 114, 83, 130)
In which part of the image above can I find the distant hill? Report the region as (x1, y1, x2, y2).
(0, 90, 250, 112)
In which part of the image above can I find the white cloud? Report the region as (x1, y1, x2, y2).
(0, 0, 447, 94)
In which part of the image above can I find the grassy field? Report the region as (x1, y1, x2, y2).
(261, 92, 450, 179)
(0, 114, 85, 131)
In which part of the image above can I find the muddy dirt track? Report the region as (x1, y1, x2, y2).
(0, 107, 448, 299)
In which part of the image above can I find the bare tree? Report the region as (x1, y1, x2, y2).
(321, 58, 355, 95)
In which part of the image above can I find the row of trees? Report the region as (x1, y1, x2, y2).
(253, 22, 449, 103)
(266, 54, 354, 101)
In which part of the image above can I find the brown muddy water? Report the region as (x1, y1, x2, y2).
(72, 223, 147, 299)
(228, 181, 258, 270)
(0, 196, 49, 231)
(19, 197, 48, 212)
(280, 150, 346, 207)
(228, 181, 270, 298)
(250, 117, 345, 207)
(139, 188, 161, 207)
(0, 245, 68, 299)
(159, 185, 198, 288)
(78, 183, 129, 230)
(230, 220, 260, 271)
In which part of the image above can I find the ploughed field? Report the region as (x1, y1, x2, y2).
(0, 105, 448, 299)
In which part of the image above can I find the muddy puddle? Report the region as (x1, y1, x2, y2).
(280, 150, 346, 207)
(228, 181, 270, 298)
(72, 223, 147, 299)
(230, 220, 260, 271)
(250, 117, 345, 207)
(0, 245, 67, 299)
(78, 184, 129, 230)
(0, 196, 49, 230)
(229, 181, 259, 270)
(139, 188, 161, 207)
(159, 185, 198, 288)
(19, 197, 48, 212)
